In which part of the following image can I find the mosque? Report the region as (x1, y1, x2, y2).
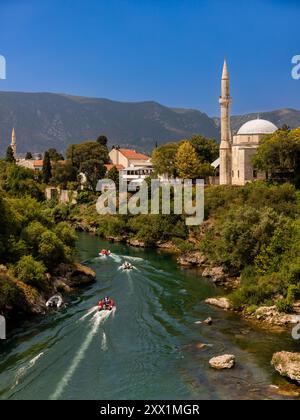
(218, 60, 278, 186)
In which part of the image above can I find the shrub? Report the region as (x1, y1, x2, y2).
(14, 255, 47, 290)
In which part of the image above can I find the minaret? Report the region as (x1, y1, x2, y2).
(11, 128, 17, 157)
(219, 60, 232, 185)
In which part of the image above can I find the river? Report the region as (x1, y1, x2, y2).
(0, 233, 300, 400)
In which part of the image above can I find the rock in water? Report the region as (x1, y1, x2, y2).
(205, 297, 231, 310)
(203, 317, 213, 326)
(209, 355, 236, 370)
(272, 352, 300, 384)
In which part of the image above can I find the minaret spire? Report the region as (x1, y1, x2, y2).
(11, 128, 17, 157)
(219, 59, 232, 185)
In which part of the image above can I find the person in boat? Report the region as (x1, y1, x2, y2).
(98, 297, 115, 311)
(122, 262, 133, 270)
(100, 249, 111, 256)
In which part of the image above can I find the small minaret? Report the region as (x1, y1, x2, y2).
(11, 128, 17, 157)
(219, 60, 232, 185)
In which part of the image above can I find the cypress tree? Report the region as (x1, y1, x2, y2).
(6, 146, 16, 163)
(43, 151, 52, 183)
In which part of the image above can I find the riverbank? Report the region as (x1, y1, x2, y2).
(2, 233, 300, 400)
(0, 262, 96, 319)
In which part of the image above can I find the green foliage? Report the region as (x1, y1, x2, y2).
(80, 159, 106, 191)
(190, 135, 219, 163)
(107, 166, 120, 188)
(253, 128, 300, 186)
(66, 141, 109, 170)
(152, 142, 179, 177)
(6, 146, 15, 163)
(38, 231, 69, 270)
(51, 161, 77, 188)
(3, 165, 44, 200)
(25, 152, 33, 160)
(46, 148, 64, 161)
(96, 135, 108, 147)
(175, 141, 202, 179)
(43, 151, 52, 183)
(14, 256, 47, 290)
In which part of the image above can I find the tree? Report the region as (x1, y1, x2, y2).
(191, 135, 219, 163)
(47, 148, 64, 161)
(151, 142, 179, 177)
(6, 146, 15, 163)
(80, 159, 106, 190)
(25, 152, 33, 160)
(253, 128, 300, 185)
(175, 141, 202, 179)
(42, 151, 52, 183)
(96, 135, 108, 147)
(51, 161, 77, 189)
(66, 141, 109, 169)
(107, 166, 120, 188)
(14, 255, 47, 290)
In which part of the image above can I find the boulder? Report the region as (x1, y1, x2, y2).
(202, 266, 240, 288)
(177, 252, 206, 267)
(272, 352, 300, 384)
(254, 306, 300, 326)
(209, 354, 236, 370)
(56, 263, 96, 287)
(127, 239, 146, 248)
(205, 297, 231, 311)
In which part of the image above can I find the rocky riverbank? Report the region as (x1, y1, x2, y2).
(205, 296, 300, 329)
(0, 263, 96, 319)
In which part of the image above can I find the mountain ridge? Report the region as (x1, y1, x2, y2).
(0, 91, 299, 155)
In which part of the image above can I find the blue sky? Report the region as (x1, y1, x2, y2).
(0, 0, 299, 115)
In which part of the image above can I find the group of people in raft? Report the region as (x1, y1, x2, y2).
(98, 249, 134, 312)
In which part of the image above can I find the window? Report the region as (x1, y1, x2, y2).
(253, 170, 258, 179)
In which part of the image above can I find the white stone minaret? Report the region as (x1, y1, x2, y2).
(11, 128, 17, 157)
(219, 60, 232, 185)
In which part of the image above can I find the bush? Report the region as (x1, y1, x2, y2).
(14, 256, 47, 290)
(38, 231, 68, 270)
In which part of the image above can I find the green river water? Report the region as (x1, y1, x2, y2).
(0, 233, 300, 400)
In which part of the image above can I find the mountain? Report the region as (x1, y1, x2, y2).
(0, 91, 299, 155)
(0, 92, 218, 155)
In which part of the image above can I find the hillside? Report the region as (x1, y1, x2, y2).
(0, 91, 299, 155)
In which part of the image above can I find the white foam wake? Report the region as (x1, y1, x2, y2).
(12, 352, 44, 389)
(78, 306, 99, 322)
(50, 309, 115, 400)
(101, 332, 108, 351)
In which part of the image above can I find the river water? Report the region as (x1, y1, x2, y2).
(0, 233, 300, 400)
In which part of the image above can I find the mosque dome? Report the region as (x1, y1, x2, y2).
(237, 119, 278, 135)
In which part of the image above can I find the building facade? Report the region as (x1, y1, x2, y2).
(218, 60, 278, 186)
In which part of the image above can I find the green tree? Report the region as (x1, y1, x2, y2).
(25, 152, 33, 160)
(43, 151, 52, 183)
(151, 142, 179, 177)
(80, 159, 106, 190)
(107, 166, 120, 188)
(14, 255, 47, 290)
(6, 146, 15, 163)
(96, 135, 108, 147)
(46, 148, 64, 161)
(175, 141, 202, 179)
(38, 231, 67, 270)
(51, 161, 77, 188)
(190, 135, 219, 163)
(66, 141, 109, 169)
(253, 128, 300, 185)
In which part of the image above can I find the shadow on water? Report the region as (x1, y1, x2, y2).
(1, 232, 300, 400)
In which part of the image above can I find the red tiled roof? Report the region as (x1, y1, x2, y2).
(118, 149, 150, 160)
(105, 164, 125, 171)
(33, 160, 43, 167)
